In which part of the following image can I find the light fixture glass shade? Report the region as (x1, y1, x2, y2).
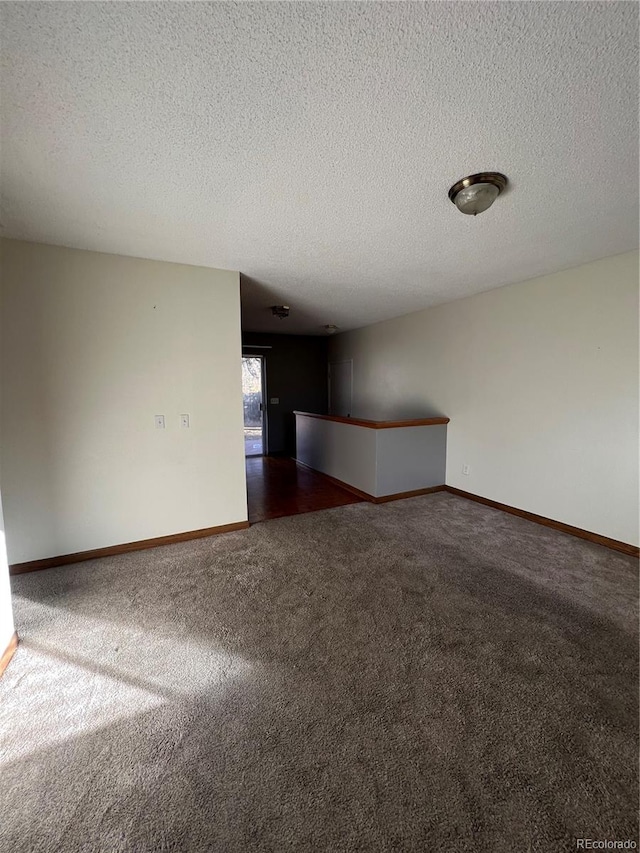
(453, 182, 500, 215)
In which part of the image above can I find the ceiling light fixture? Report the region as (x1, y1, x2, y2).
(323, 325, 339, 335)
(448, 172, 508, 216)
(271, 305, 290, 319)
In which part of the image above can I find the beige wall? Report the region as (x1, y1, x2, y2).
(0, 488, 15, 653)
(330, 251, 639, 546)
(0, 239, 247, 564)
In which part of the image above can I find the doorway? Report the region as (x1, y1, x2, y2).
(242, 356, 265, 456)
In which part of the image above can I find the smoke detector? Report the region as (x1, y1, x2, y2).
(271, 305, 290, 319)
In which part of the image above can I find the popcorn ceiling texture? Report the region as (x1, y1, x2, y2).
(0, 2, 638, 334)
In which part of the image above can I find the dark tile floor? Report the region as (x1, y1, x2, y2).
(246, 456, 362, 523)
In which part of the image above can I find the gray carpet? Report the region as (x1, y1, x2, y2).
(0, 492, 637, 852)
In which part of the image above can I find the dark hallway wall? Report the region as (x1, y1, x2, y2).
(242, 333, 328, 457)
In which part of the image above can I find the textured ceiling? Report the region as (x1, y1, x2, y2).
(1, 2, 638, 335)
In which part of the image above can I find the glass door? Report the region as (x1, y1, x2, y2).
(242, 356, 264, 456)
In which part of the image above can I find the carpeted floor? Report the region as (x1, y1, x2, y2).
(1, 492, 637, 852)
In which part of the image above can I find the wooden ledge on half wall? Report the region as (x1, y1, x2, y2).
(293, 412, 450, 429)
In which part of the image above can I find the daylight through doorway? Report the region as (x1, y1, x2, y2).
(242, 356, 264, 456)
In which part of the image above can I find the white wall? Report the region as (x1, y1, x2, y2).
(0, 239, 247, 564)
(296, 415, 378, 496)
(375, 426, 446, 497)
(295, 414, 447, 498)
(329, 252, 639, 546)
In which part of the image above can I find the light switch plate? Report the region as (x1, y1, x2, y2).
(155, 415, 165, 429)
(180, 414, 190, 428)
(270, 397, 279, 405)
